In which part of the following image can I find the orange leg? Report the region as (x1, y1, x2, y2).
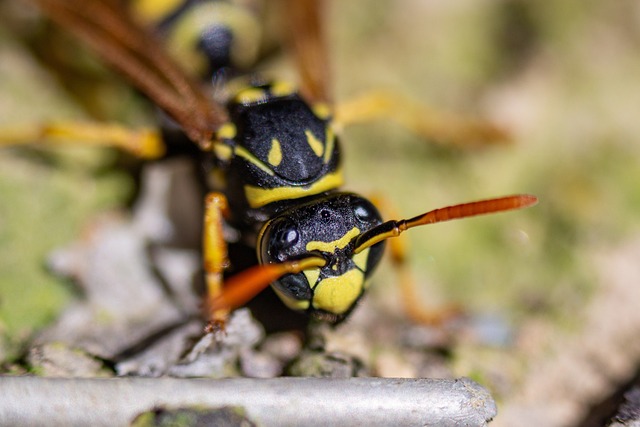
(0, 121, 165, 159)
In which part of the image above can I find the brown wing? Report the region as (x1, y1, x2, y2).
(281, 0, 331, 104)
(33, 0, 227, 148)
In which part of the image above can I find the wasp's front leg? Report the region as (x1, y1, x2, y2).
(202, 192, 233, 333)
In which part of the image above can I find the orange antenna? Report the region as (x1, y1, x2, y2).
(206, 256, 326, 313)
(353, 194, 538, 253)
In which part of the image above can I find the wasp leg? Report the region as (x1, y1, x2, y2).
(202, 192, 232, 333)
(334, 90, 510, 147)
(388, 236, 462, 325)
(0, 121, 165, 159)
(371, 196, 462, 325)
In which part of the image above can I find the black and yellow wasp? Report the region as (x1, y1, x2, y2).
(17, 0, 536, 331)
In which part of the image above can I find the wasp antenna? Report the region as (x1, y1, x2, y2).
(353, 194, 538, 253)
(207, 256, 326, 312)
(404, 194, 538, 228)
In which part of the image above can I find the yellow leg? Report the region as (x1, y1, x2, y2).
(334, 90, 510, 147)
(373, 196, 461, 325)
(0, 121, 165, 159)
(388, 237, 461, 325)
(203, 192, 232, 332)
(202, 192, 327, 332)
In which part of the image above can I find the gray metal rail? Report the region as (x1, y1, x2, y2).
(0, 376, 497, 426)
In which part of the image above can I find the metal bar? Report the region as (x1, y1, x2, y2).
(0, 376, 496, 426)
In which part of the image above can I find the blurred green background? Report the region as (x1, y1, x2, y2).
(332, 0, 640, 323)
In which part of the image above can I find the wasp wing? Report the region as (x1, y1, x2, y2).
(33, 0, 227, 148)
(280, 0, 331, 104)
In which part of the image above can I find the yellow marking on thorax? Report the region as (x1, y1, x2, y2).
(323, 127, 335, 164)
(271, 81, 296, 97)
(217, 123, 237, 140)
(235, 146, 274, 176)
(306, 227, 360, 253)
(312, 102, 331, 120)
(305, 130, 324, 157)
(268, 138, 283, 166)
(213, 142, 233, 161)
(244, 169, 343, 208)
(312, 269, 364, 315)
(235, 87, 267, 104)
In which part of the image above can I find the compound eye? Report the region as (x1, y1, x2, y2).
(352, 200, 378, 224)
(268, 220, 300, 261)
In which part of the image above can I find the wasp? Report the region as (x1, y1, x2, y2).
(15, 0, 536, 332)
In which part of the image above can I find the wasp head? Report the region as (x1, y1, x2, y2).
(258, 193, 385, 323)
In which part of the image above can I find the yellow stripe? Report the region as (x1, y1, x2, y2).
(306, 227, 360, 253)
(305, 130, 324, 157)
(323, 127, 335, 164)
(235, 146, 274, 176)
(244, 169, 343, 208)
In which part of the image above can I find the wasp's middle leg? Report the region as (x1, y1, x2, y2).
(0, 121, 165, 159)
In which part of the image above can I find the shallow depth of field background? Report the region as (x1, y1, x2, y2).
(1, 1, 640, 425)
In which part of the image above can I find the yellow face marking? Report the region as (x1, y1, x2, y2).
(272, 286, 310, 311)
(244, 169, 343, 208)
(353, 248, 373, 289)
(235, 87, 267, 104)
(217, 123, 237, 140)
(353, 248, 370, 271)
(268, 138, 283, 166)
(271, 81, 296, 98)
(312, 269, 364, 315)
(306, 227, 360, 253)
(235, 146, 274, 176)
(304, 269, 321, 289)
(323, 127, 335, 164)
(312, 102, 331, 120)
(305, 130, 324, 157)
